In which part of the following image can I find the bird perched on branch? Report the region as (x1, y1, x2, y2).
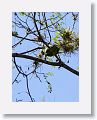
(45, 45, 60, 57)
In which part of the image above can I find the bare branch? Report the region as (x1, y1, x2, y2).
(12, 53, 79, 76)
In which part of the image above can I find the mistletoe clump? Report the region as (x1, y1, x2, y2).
(60, 29, 79, 54)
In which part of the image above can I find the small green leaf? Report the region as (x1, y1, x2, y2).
(56, 35, 59, 38)
(46, 72, 54, 76)
(52, 37, 57, 43)
(19, 12, 25, 16)
(56, 31, 60, 35)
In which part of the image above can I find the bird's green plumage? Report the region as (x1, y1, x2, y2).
(46, 45, 60, 57)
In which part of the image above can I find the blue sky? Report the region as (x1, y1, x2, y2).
(12, 12, 79, 102)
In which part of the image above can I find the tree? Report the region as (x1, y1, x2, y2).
(12, 12, 79, 102)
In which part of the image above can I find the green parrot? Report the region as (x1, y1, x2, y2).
(46, 45, 60, 57)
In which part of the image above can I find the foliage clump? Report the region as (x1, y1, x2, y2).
(60, 29, 79, 54)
